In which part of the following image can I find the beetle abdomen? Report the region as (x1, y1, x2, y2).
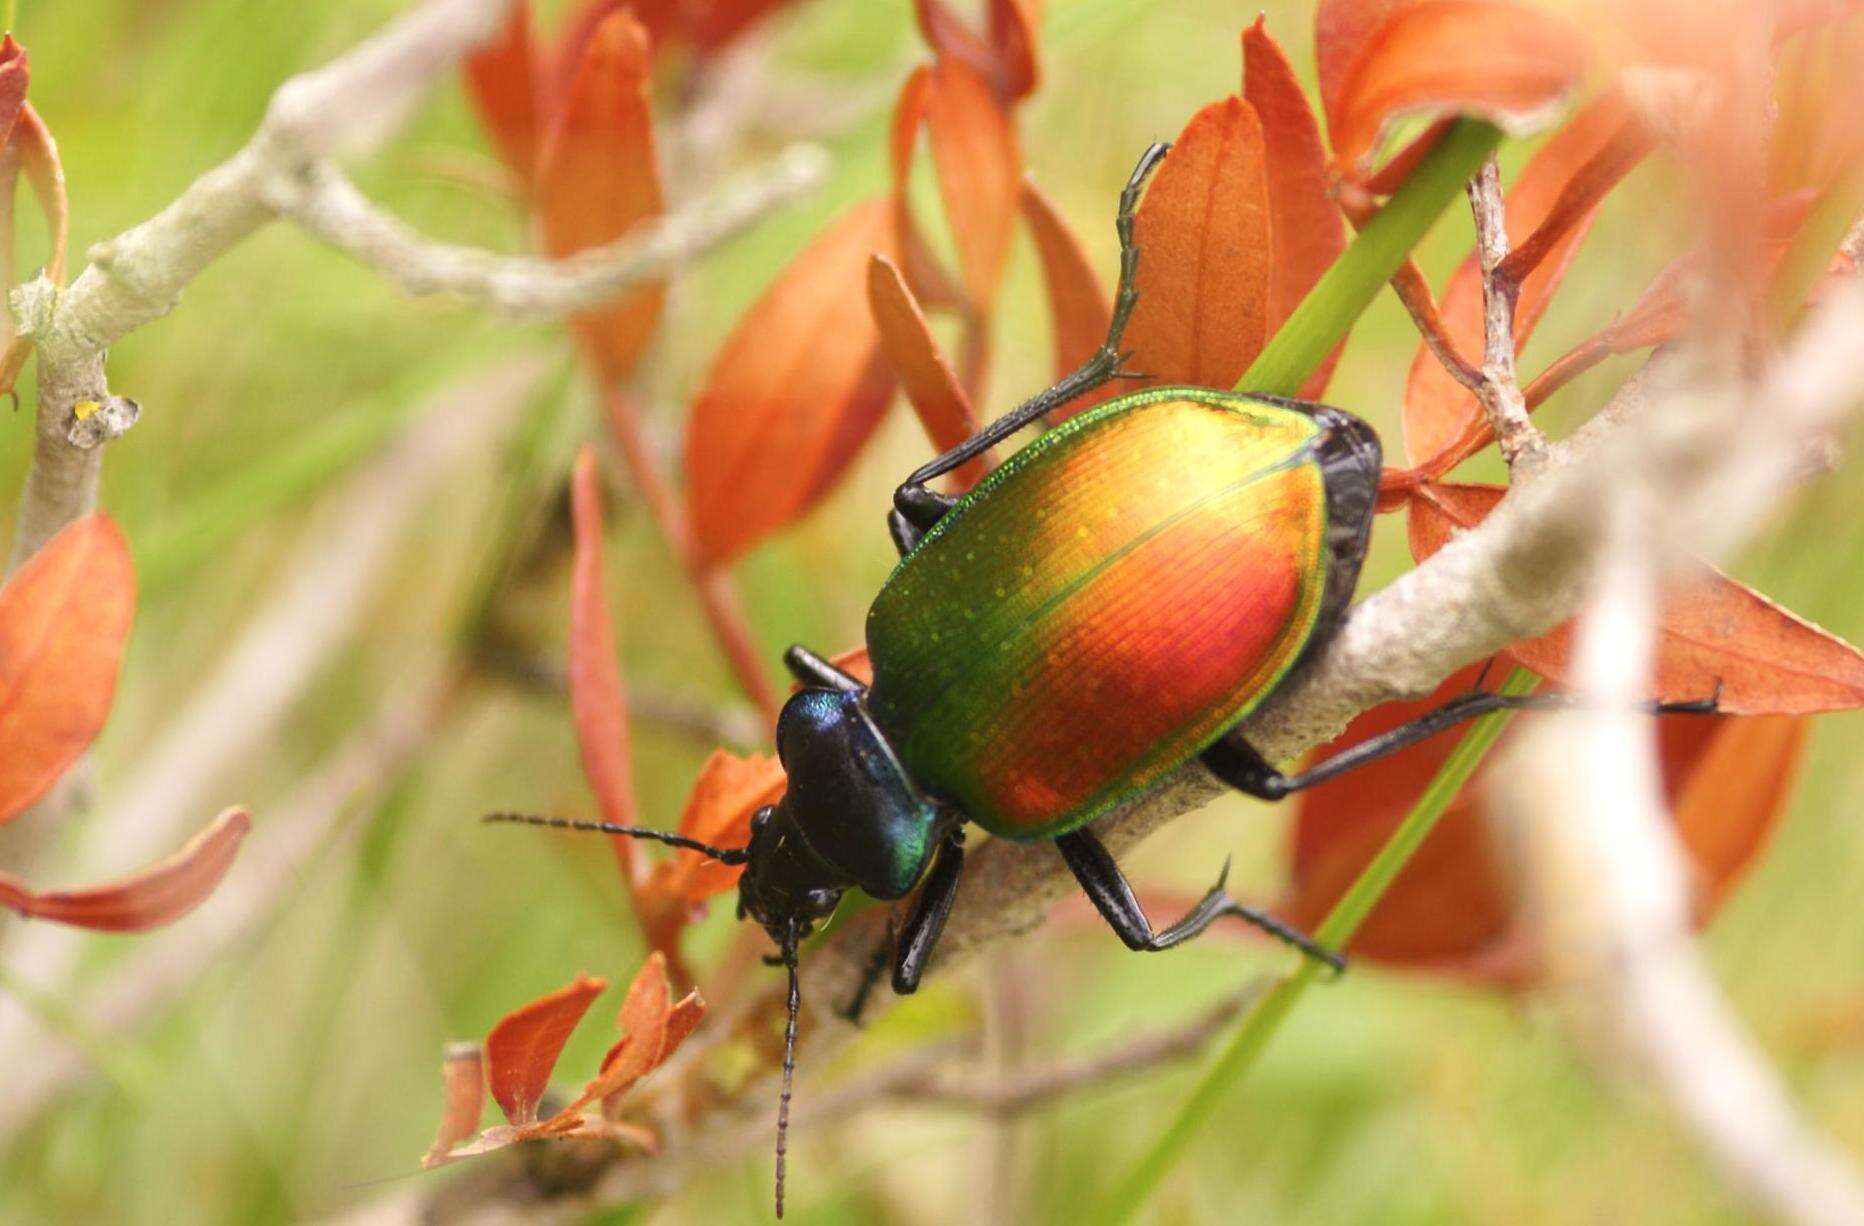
(865, 389, 1344, 840)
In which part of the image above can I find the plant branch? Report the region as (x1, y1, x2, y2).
(1465, 156, 1545, 468)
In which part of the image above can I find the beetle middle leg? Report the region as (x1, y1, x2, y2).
(838, 827, 967, 1023)
(1201, 681, 1724, 800)
(1056, 828, 1343, 971)
(886, 141, 1170, 556)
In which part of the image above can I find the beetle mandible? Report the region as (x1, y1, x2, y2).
(491, 142, 1717, 1215)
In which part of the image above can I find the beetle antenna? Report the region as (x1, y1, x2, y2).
(481, 812, 750, 864)
(775, 918, 801, 1219)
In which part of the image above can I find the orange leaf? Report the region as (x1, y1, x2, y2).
(0, 104, 66, 399)
(914, 0, 1041, 102)
(463, 2, 542, 190)
(484, 973, 606, 1126)
(1400, 94, 1642, 467)
(1329, 0, 1590, 176)
(683, 199, 900, 567)
(1242, 18, 1348, 397)
(0, 806, 250, 932)
(1119, 97, 1272, 389)
(1018, 178, 1112, 397)
(1770, 15, 1864, 198)
(536, 10, 664, 385)
(1284, 664, 1805, 977)
(867, 254, 989, 489)
(559, 951, 703, 1115)
(1409, 483, 1864, 713)
(568, 446, 641, 888)
(1315, 0, 1416, 142)
(650, 749, 786, 906)
(422, 1044, 487, 1169)
(0, 37, 28, 152)
(923, 56, 1022, 312)
(0, 514, 136, 825)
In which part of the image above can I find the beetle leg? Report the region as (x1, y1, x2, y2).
(783, 644, 864, 692)
(1056, 829, 1343, 971)
(1201, 684, 1724, 800)
(887, 142, 1170, 547)
(837, 929, 893, 1025)
(836, 827, 967, 1023)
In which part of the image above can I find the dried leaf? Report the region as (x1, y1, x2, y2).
(568, 446, 641, 890)
(536, 10, 664, 384)
(1018, 178, 1111, 396)
(914, 0, 1041, 102)
(1329, 0, 1591, 176)
(1401, 94, 1643, 467)
(463, 2, 542, 189)
(1242, 18, 1347, 397)
(561, 951, 703, 1114)
(650, 749, 786, 905)
(1120, 96, 1272, 389)
(923, 55, 1022, 312)
(422, 1044, 486, 1169)
(867, 254, 989, 488)
(484, 973, 607, 1126)
(1410, 483, 1864, 713)
(0, 514, 136, 825)
(1284, 663, 1806, 976)
(0, 806, 250, 932)
(683, 199, 900, 567)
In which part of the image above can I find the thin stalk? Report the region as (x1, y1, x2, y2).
(1096, 668, 1538, 1224)
(600, 385, 780, 726)
(1238, 119, 1502, 398)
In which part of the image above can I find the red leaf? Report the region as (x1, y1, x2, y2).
(484, 973, 606, 1126)
(1018, 178, 1112, 397)
(1120, 97, 1272, 389)
(561, 951, 703, 1115)
(1315, 0, 1416, 142)
(463, 2, 542, 190)
(0, 37, 28, 152)
(535, 10, 664, 384)
(1409, 483, 1864, 713)
(923, 56, 1022, 312)
(422, 1044, 486, 1169)
(914, 0, 1041, 102)
(0, 806, 250, 932)
(566, 0, 800, 59)
(0, 105, 67, 399)
(1284, 664, 1805, 977)
(650, 749, 786, 905)
(683, 199, 900, 567)
(0, 514, 136, 825)
(1400, 95, 1643, 467)
(1329, 0, 1591, 177)
(1242, 18, 1347, 397)
(568, 446, 640, 886)
(867, 254, 989, 489)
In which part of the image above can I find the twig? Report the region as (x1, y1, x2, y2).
(1492, 491, 1864, 1226)
(268, 144, 826, 317)
(1465, 156, 1546, 468)
(0, 355, 545, 1107)
(0, 669, 462, 1145)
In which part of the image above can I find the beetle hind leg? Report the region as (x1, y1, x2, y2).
(1056, 829, 1343, 971)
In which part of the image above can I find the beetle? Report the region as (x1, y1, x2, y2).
(491, 142, 1717, 1215)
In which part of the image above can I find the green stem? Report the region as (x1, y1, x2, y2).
(1238, 119, 1502, 398)
(1096, 668, 1538, 1224)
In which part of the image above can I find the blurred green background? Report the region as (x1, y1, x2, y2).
(1, 1, 1861, 1223)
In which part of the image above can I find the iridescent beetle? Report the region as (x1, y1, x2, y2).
(493, 143, 1716, 1215)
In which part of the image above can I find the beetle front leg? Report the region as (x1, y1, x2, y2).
(837, 827, 966, 1023)
(1056, 828, 1343, 971)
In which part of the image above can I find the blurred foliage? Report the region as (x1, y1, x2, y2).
(0, 1, 1861, 1223)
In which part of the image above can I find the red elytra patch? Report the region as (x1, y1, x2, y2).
(647, 749, 787, 906)
(1242, 18, 1347, 398)
(867, 254, 990, 490)
(1408, 483, 1864, 714)
(683, 198, 901, 568)
(535, 9, 664, 385)
(0, 806, 251, 932)
(1283, 663, 1807, 977)
(1018, 178, 1112, 399)
(484, 973, 607, 1126)
(1401, 92, 1649, 468)
(0, 514, 137, 825)
(1119, 96, 1272, 391)
(1328, 0, 1591, 176)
